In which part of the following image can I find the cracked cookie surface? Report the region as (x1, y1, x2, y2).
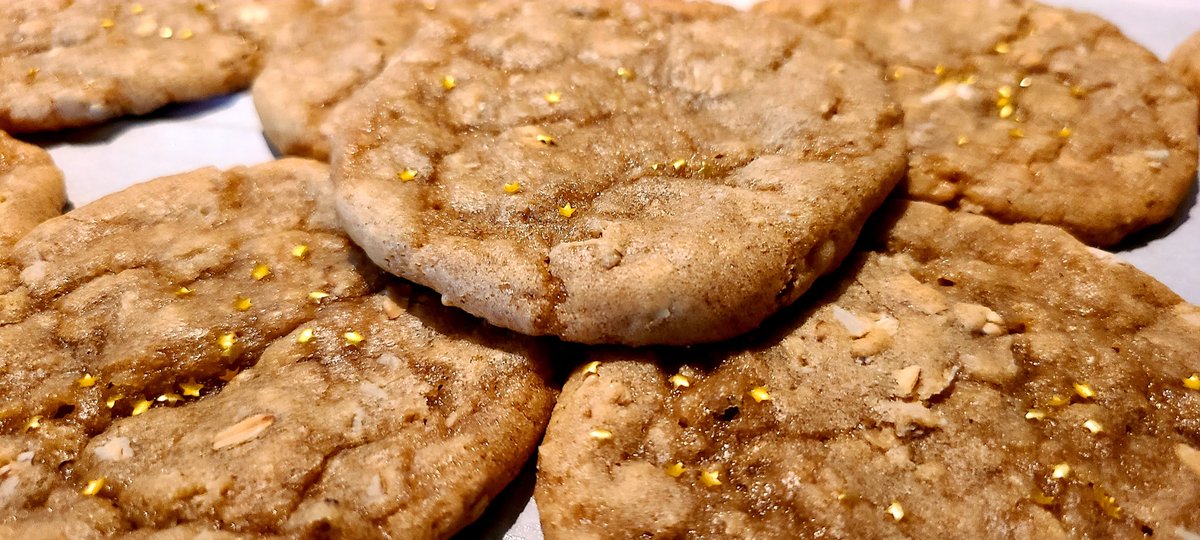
(536, 201, 1200, 539)
(333, 0, 906, 346)
(0, 160, 556, 538)
(757, 0, 1198, 246)
(0, 130, 65, 323)
(0, 0, 312, 132)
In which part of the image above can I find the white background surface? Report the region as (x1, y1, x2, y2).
(27, 2, 1200, 538)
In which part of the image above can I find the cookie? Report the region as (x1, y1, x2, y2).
(0, 161, 556, 538)
(0, 130, 65, 323)
(1169, 31, 1200, 108)
(0, 0, 313, 132)
(757, 0, 1199, 246)
(332, 0, 906, 346)
(536, 201, 1200, 538)
(253, 0, 460, 159)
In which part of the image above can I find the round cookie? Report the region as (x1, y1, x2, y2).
(253, 0, 461, 159)
(0, 0, 313, 132)
(0, 130, 65, 323)
(1169, 31, 1200, 109)
(536, 201, 1200, 539)
(0, 161, 555, 537)
(757, 0, 1199, 246)
(332, 0, 906, 346)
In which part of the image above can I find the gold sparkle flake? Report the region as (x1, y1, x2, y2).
(398, 169, 418, 182)
(81, 478, 106, 496)
(25, 415, 42, 431)
(956, 135, 969, 146)
(251, 264, 271, 281)
(997, 85, 1014, 98)
(582, 360, 601, 376)
(159, 26, 174, 39)
(543, 91, 561, 104)
(309, 291, 331, 302)
(26, 67, 38, 81)
(1048, 394, 1071, 407)
(131, 399, 152, 416)
(749, 386, 772, 403)
(665, 462, 686, 478)
(669, 374, 691, 389)
(558, 203, 576, 218)
(77, 373, 98, 388)
(1083, 419, 1104, 434)
(1058, 126, 1073, 138)
(156, 393, 182, 404)
(934, 64, 947, 77)
(1031, 490, 1055, 506)
(297, 328, 315, 344)
(1052, 462, 1071, 479)
(1091, 484, 1123, 519)
(343, 331, 365, 346)
(671, 159, 688, 171)
(291, 244, 309, 259)
(589, 429, 613, 441)
(994, 42, 1011, 54)
(175, 286, 194, 297)
(101, 18, 115, 29)
(1025, 409, 1046, 421)
(1070, 85, 1087, 98)
(1184, 374, 1200, 390)
(177, 28, 194, 40)
(1008, 128, 1025, 139)
(536, 134, 556, 146)
(441, 75, 457, 90)
(131, 3, 145, 15)
(1073, 382, 1096, 399)
(503, 181, 521, 194)
(105, 394, 123, 408)
(999, 104, 1015, 119)
(233, 297, 253, 311)
(700, 470, 722, 487)
(616, 67, 635, 81)
(180, 380, 204, 397)
(218, 332, 237, 355)
(886, 501, 905, 521)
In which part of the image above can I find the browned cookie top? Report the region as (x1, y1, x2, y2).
(333, 0, 906, 346)
(0, 161, 556, 538)
(536, 201, 1200, 539)
(0, 0, 312, 132)
(0, 131, 65, 323)
(1169, 30, 1200, 111)
(757, 0, 1199, 246)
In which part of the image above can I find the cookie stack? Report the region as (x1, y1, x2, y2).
(1, 1, 1198, 538)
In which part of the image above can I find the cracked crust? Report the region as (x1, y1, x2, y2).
(0, 161, 556, 538)
(333, 0, 906, 346)
(0, 131, 65, 323)
(757, 0, 1199, 246)
(0, 0, 313, 132)
(1169, 31, 1200, 111)
(536, 201, 1200, 539)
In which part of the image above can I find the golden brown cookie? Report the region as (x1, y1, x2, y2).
(757, 0, 1199, 246)
(1169, 30, 1200, 107)
(0, 0, 312, 132)
(536, 201, 1200, 538)
(332, 0, 906, 346)
(0, 130, 65, 323)
(0, 160, 556, 538)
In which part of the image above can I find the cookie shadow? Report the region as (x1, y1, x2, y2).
(454, 454, 539, 540)
(18, 93, 243, 149)
(1112, 171, 1198, 251)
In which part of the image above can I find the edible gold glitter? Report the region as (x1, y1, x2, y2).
(159, 27, 174, 39)
(1058, 127, 1073, 138)
(956, 135, 969, 146)
(101, 18, 115, 28)
(671, 159, 687, 171)
(77, 373, 98, 388)
(25, 415, 42, 431)
(934, 64, 946, 77)
(251, 264, 270, 281)
(131, 399, 152, 416)
(309, 291, 331, 302)
(582, 360, 601, 376)
(1051, 462, 1071, 479)
(218, 332, 237, 355)
(233, 297, 253, 311)
(1184, 374, 1200, 390)
(1070, 85, 1087, 98)
(997, 85, 1014, 98)
(156, 393, 182, 404)
(441, 75, 457, 90)
(1025, 409, 1046, 421)
(1091, 484, 1122, 519)
(1048, 394, 1071, 407)
(105, 394, 122, 408)
(343, 331, 365, 346)
(291, 244, 309, 259)
(700, 470, 722, 487)
(503, 181, 521, 194)
(398, 169, 418, 181)
(1019, 77, 1033, 88)
(886, 501, 905, 521)
(81, 478, 106, 496)
(996, 96, 1012, 108)
(558, 203, 576, 218)
(1008, 128, 1025, 139)
(665, 462, 686, 477)
(131, 4, 144, 14)
(616, 67, 635, 80)
(175, 286, 193, 297)
(1031, 490, 1055, 505)
(890, 68, 904, 81)
(994, 42, 1011, 54)
(1073, 382, 1096, 399)
(749, 386, 772, 403)
(297, 328, 315, 344)
(536, 134, 556, 146)
(670, 374, 690, 389)
(999, 104, 1015, 119)
(544, 91, 561, 104)
(1083, 419, 1104, 434)
(177, 28, 193, 40)
(180, 381, 203, 397)
(26, 67, 38, 80)
(589, 429, 613, 441)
